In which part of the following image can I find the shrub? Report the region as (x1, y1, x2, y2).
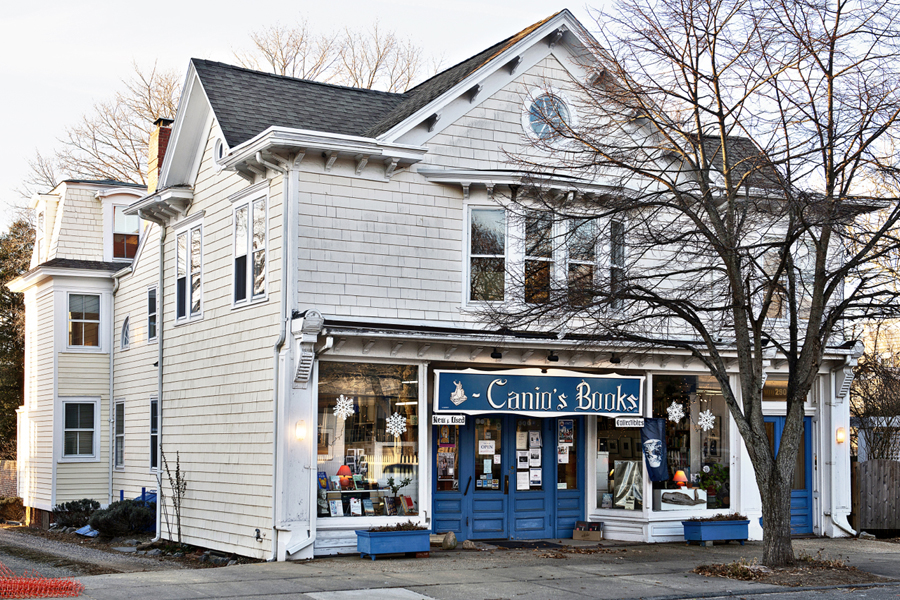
(89, 500, 155, 538)
(368, 520, 427, 532)
(52, 498, 100, 528)
(0, 496, 23, 522)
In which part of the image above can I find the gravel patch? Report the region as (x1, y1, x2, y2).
(0, 527, 185, 575)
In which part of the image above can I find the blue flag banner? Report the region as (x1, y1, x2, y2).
(434, 369, 644, 417)
(641, 418, 669, 481)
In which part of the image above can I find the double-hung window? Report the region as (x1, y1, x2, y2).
(150, 398, 158, 471)
(233, 196, 267, 304)
(176, 225, 202, 320)
(568, 219, 596, 306)
(113, 206, 140, 259)
(63, 400, 96, 457)
(610, 220, 625, 310)
(68, 294, 100, 347)
(525, 212, 554, 304)
(147, 287, 157, 341)
(469, 208, 506, 302)
(115, 402, 124, 467)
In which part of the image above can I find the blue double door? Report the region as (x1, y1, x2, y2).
(764, 416, 813, 535)
(433, 415, 584, 541)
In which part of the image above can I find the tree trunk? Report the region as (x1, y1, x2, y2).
(760, 473, 795, 566)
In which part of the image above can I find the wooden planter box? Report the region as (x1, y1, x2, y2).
(355, 529, 431, 560)
(682, 520, 749, 546)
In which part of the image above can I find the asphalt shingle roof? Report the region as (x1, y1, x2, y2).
(192, 60, 406, 147)
(25, 258, 131, 277)
(191, 13, 560, 147)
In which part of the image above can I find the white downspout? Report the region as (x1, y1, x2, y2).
(138, 215, 166, 543)
(109, 275, 120, 506)
(255, 153, 291, 561)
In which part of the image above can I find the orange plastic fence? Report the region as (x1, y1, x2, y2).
(0, 561, 84, 598)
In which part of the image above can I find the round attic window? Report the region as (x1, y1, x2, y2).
(528, 94, 570, 139)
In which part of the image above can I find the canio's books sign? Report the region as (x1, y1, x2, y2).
(434, 368, 644, 417)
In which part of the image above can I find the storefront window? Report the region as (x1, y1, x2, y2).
(596, 417, 642, 510)
(557, 419, 577, 490)
(316, 363, 419, 518)
(651, 375, 730, 511)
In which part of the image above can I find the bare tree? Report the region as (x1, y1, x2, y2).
(233, 19, 339, 81)
(852, 324, 900, 460)
(19, 62, 180, 196)
(480, 0, 900, 567)
(237, 19, 432, 92)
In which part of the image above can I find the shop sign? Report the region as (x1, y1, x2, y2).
(434, 368, 644, 418)
(615, 417, 645, 428)
(432, 414, 466, 426)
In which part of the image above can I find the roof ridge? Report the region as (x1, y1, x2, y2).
(190, 58, 407, 98)
(403, 11, 563, 97)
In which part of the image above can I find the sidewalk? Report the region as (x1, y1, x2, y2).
(70, 537, 900, 600)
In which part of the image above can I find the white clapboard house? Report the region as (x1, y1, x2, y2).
(11, 10, 858, 560)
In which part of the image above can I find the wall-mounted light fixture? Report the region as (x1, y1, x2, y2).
(835, 427, 846, 444)
(547, 351, 559, 362)
(295, 420, 306, 441)
(491, 348, 502, 360)
(609, 353, 622, 364)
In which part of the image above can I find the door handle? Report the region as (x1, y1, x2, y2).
(504, 475, 509, 495)
(464, 476, 472, 496)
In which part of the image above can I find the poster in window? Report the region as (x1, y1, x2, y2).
(640, 418, 668, 482)
(558, 419, 574, 445)
(516, 431, 528, 450)
(558, 445, 569, 464)
(517, 471, 529, 490)
(529, 431, 542, 448)
(438, 452, 455, 480)
(530, 468, 542, 486)
(529, 448, 541, 467)
(478, 440, 495, 455)
(516, 450, 529, 469)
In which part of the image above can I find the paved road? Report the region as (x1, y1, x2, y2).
(64, 537, 899, 600)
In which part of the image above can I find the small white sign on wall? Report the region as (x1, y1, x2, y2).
(616, 417, 645, 428)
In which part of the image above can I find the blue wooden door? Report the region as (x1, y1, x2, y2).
(764, 416, 813, 535)
(432, 415, 585, 541)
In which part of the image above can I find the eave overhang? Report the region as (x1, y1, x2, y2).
(8, 266, 117, 293)
(219, 126, 429, 181)
(124, 186, 194, 225)
(415, 167, 628, 199)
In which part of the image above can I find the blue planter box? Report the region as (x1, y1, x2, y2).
(682, 520, 749, 546)
(355, 529, 431, 560)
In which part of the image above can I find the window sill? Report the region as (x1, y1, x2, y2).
(173, 315, 204, 327)
(230, 297, 269, 313)
(62, 347, 105, 354)
(58, 455, 100, 464)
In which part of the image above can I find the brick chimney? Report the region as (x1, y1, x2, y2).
(147, 117, 174, 194)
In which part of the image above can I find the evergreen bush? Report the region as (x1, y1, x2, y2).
(52, 498, 99, 528)
(89, 499, 155, 537)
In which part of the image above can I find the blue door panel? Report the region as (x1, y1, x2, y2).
(435, 499, 461, 512)
(763, 416, 813, 536)
(474, 498, 504, 512)
(514, 497, 546, 511)
(557, 495, 580, 511)
(514, 516, 547, 531)
(434, 518, 462, 533)
(473, 518, 505, 532)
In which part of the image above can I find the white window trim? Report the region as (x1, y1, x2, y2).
(231, 190, 269, 309)
(120, 315, 130, 351)
(313, 359, 429, 529)
(149, 397, 159, 473)
(465, 204, 510, 305)
(174, 219, 204, 323)
(521, 86, 579, 142)
(65, 291, 103, 351)
(147, 286, 158, 343)
(58, 396, 101, 463)
(114, 400, 125, 469)
(101, 199, 143, 262)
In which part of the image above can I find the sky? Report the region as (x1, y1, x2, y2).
(0, 0, 598, 231)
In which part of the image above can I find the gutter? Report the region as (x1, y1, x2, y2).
(109, 266, 133, 505)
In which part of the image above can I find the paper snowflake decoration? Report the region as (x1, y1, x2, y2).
(333, 395, 355, 421)
(667, 401, 685, 424)
(698, 409, 716, 431)
(386, 412, 407, 437)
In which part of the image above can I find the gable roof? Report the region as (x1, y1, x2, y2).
(191, 11, 564, 148)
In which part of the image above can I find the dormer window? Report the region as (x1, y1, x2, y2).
(114, 206, 140, 259)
